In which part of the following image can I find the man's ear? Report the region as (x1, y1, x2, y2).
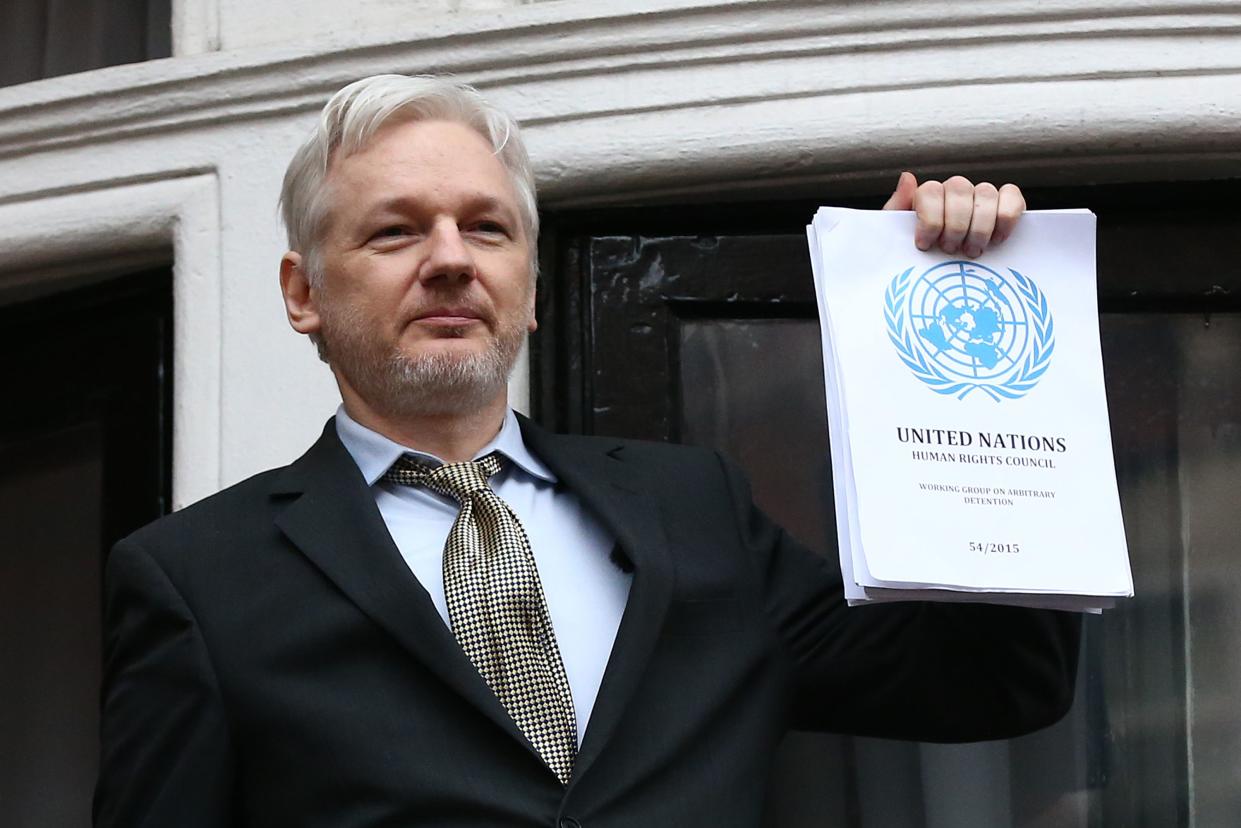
(525, 271, 538, 334)
(280, 251, 322, 336)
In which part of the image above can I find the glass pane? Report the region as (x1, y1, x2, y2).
(678, 313, 1241, 827)
(1101, 313, 1241, 827)
(679, 318, 834, 554)
(0, 0, 171, 88)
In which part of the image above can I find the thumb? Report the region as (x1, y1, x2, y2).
(882, 171, 917, 211)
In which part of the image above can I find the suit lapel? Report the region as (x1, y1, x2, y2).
(518, 418, 675, 784)
(270, 421, 542, 765)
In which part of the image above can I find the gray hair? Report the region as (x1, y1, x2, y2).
(278, 74, 539, 286)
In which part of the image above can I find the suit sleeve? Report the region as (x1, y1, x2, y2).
(717, 452, 1082, 743)
(94, 539, 235, 827)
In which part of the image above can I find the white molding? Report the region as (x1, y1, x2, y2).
(171, 0, 222, 56)
(2, 0, 1239, 205)
(0, 174, 224, 509)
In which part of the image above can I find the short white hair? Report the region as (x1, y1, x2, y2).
(278, 74, 539, 285)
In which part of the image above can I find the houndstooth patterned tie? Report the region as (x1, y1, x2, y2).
(384, 452, 577, 784)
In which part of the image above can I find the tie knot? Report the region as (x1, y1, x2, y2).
(385, 452, 505, 503)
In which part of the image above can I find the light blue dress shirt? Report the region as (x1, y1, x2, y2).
(335, 406, 631, 745)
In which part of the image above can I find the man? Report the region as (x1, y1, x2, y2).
(94, 75, 1077, 827)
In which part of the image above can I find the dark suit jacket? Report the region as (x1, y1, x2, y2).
(94, 417, 1080, 827)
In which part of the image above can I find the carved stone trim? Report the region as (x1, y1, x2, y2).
(2, 0, 1238, 203)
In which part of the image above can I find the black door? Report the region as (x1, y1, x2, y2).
(0, 269, 172, 827)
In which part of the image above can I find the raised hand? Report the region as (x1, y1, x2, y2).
(882, 171, 1026, 258)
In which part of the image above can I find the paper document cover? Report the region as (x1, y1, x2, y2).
(808, 208, 1133, 602)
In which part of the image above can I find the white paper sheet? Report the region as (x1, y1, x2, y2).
(808, 208, 1133, 612)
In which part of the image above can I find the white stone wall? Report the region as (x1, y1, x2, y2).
(1, 0, 1239, 509)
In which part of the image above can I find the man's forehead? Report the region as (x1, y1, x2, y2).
(320, 119, 521, 228)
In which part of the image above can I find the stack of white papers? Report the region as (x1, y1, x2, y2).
(807, 208, 1133, 613)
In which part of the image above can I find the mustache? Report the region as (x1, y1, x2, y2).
(407, 291, 493, 323)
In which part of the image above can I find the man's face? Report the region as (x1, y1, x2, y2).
(308, 119, 535, 419)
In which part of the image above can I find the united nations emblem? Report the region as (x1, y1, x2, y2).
(884, 261, 1055, 401)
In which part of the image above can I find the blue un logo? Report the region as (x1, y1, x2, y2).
(884, 261, 1055, 401)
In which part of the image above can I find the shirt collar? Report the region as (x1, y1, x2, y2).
(334, 404, 557, 487)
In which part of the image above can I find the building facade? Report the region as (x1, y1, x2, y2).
(1, 1, 1239, 825)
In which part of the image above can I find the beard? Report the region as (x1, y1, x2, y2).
(316, 292, 528, 419)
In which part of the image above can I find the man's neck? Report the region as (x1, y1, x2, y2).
(339, 394, 510, 463)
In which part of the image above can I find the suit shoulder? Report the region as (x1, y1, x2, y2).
(550, 431, 721, 466)
(541, 432, 733, 497)
(120, 465, 288, 553)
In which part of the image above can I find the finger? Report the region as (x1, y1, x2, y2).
(963, 182, 999, 258)
(913, 180, 944, 251)
(938, 175, 974, 255)
(882, 171, 918, 211)
(993, 183, 1026, 243)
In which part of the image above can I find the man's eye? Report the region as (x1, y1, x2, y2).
(373, 226, 410, 239)
(472, 221, 508, 235)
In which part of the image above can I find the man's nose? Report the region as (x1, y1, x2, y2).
(420, 220, 474, 284)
